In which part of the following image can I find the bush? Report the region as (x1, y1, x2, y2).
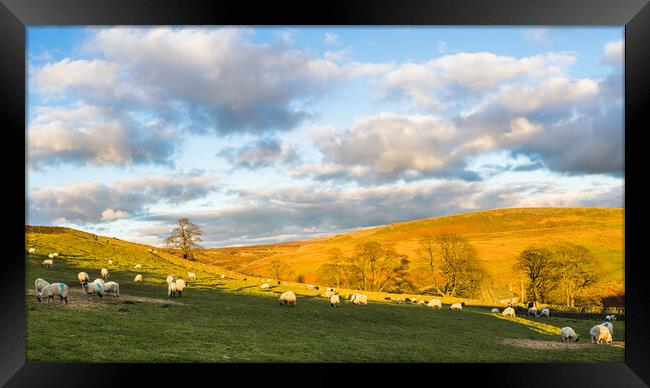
(296, 274, 305, 283)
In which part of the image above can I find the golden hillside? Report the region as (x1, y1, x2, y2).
(198, 208, 624, 302)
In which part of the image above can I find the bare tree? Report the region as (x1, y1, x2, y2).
(550, 243, 599, 307)
(165, 217, 202, 261)
(269, 260, 294, 281)
(516, 246, 554, 304)
(416, 233, 483, 298)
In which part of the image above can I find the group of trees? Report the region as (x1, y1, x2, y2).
(516, 243, 599, 307)
(163, 217, 601, 307)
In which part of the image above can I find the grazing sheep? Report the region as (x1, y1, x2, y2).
(491, 308, 500, 313)
(527, 307, 538, 317)
(100, 268, 109, 279)
(279, 291, 297, 307)
(307, 284, 316, 289)
(167, 280, 177, 298)
(418, 300, 426, 305)
(42, 259, 54, 268)
(330, 294, 341, 307)
(134, 264, 142, 270)
(134, 274, 143, 283)
(352, 294, 368, 305)
(601, 322, 614, 337)
(108, 259, 113, 265)
(349, 293, 359, 302)
(48, 253, 59, 259)
(104, 281, 120, 297)
(590, 325, 613, 344)
(37, 282, 69, 304)
(188, 272, 196, 281)
(83, 279, 104, 301)
(261, 282, 270, 290)
(174, 279, 187, 297)
(449, 302, 464, 311)
(77, 272, 89, 283)
(606, 314, 617, 321)
(34, 278, 49, 297)
(427, 299, 442, 309)
(325, 288, 336, 298)
(502, 307, 516, 317)
(539, 308, 550, 318)
(28, 248, 36, 254)
(560, 327, 579, 343)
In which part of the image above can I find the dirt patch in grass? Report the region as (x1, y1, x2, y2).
(26, 288, 186, 309)
(498, 338, 625, 350)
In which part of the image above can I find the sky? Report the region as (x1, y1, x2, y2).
(26, 26, 624, 247)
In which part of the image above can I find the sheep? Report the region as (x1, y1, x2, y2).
(28, 248, 36, 254)
(108, 259, 113, 265)
(418, 300, 425, 305)
(37, 282, 69, 304)
(42, 259, 54, 268)
(167, 280, 177, 298)
(352, 294, 368, 305)
(279, 291, 296, 307)
(261, 282, 270, 290)
(134, 264, 142, 270)
(188, 272, 196, 281)
(560, 327, 579, 343)
(34, 278, 49, 297)
(502, 307, 516, 317)
(396, 297, 403, 304)
(449, 302, 464, 311)
(491, 308, 500, 313)
(527, 307, 538, 317)
(590, 324, 612, 344)
(134, 274, 143, 283)
(427, 299, 442, 309)
(83, 279, 104, 301)
(166, 275, 176, 284)
(77, 272, 89, 283)
(606, 314, 617, 321)
(330, 294, 341, 307)
(104, 281, 120, 297)
(307, 284, 316, 289)
(100, 268, 109, 279)
(220, 274, 225, 279)
(349, 293, 359, 302)
(48, 252, 59, 259)
(600, 322, 614, 337)
(174, 279, 187, 297)
(539, 308, 550, 318)
(325, 288, 336, 298)
(411, 297, 418, 304)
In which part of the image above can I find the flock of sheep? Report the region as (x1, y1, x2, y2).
(29, 247, 620, 345)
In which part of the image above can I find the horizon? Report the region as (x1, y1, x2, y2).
(26, 27, 624, 247)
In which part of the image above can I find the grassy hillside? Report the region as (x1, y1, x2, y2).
(198, 208, 624, 302)
(25, 245, 624, 362)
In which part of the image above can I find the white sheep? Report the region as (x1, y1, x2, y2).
(174, 279, 187, 297)
(84, 279, 104, 301)
(600, 322, 614, 337)
(220, 274, 225, 279)
(349, 293, 359, 302)
(261, 282, 270, 290)
(100, 268, 109, 279)
(38, 282, 69, 304)
(77, 272, 89, 283)
(352, 294, 368, 305)
(606, 314, 617, 321)
(491, 308, 500, 313)
(188, 272, 196, 281)
(418, 300, 425, 305)
(167, 280, 177, 298)
(166, 275, 176, 284)
(108, 259, 113, 265)
(48, 253, 59, 259)
(330, 294, 341, 307)
(134, 274, 143, 283)
(28, 248, 36, 254)
(34, 278, 49, 297)
(427, 299, 442, 309)
(325, 288, 336, 298)
(527, 307, 538, 317)
(539, 308, 550, 318)
(560, 327, 579, 343)
(104, 281, 120, 297)
(42, 259, 54, 268)
(134, 264, 142, 270)
(590, 324, 612, 344)
(307, 284, 316, 289)
(449, 302, 464, 311)
(279, 291, 296, 307)
(502, 307, 516, 317)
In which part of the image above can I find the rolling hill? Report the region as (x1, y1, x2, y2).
(198, 208, 624, 304)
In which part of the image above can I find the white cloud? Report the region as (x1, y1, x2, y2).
(602, 39, 623, 67)
(324, 32, 339, 45)
(101, 208, 129, 220)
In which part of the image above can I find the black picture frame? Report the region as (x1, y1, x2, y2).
(2, 0, 649, 386)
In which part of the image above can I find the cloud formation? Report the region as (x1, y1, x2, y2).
(217, 137, 298, 169)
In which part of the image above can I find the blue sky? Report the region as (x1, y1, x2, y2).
(26, 27, 624, 247)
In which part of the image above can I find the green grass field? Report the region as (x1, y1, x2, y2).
(25, 237, 624, 362)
